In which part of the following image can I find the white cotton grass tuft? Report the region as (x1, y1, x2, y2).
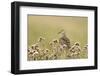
(74, 42, 80, 46)
(28, 33, 87, 60)
(83, 44, 88, 51)
(52, 39, 58, 43)
(38, 36, 45, 42)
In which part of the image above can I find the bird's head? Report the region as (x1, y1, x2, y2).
(58, 29, 66, 37)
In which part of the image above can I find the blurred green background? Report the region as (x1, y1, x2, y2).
(28, 15, 87, 48)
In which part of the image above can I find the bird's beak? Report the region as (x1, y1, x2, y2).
(57, 32, 60, 34)
(58, 31, 62, 34)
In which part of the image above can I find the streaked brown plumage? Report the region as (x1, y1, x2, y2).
(58, 30, 71, 49)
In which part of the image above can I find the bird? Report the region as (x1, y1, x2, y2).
(58, 29, 71, 49)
